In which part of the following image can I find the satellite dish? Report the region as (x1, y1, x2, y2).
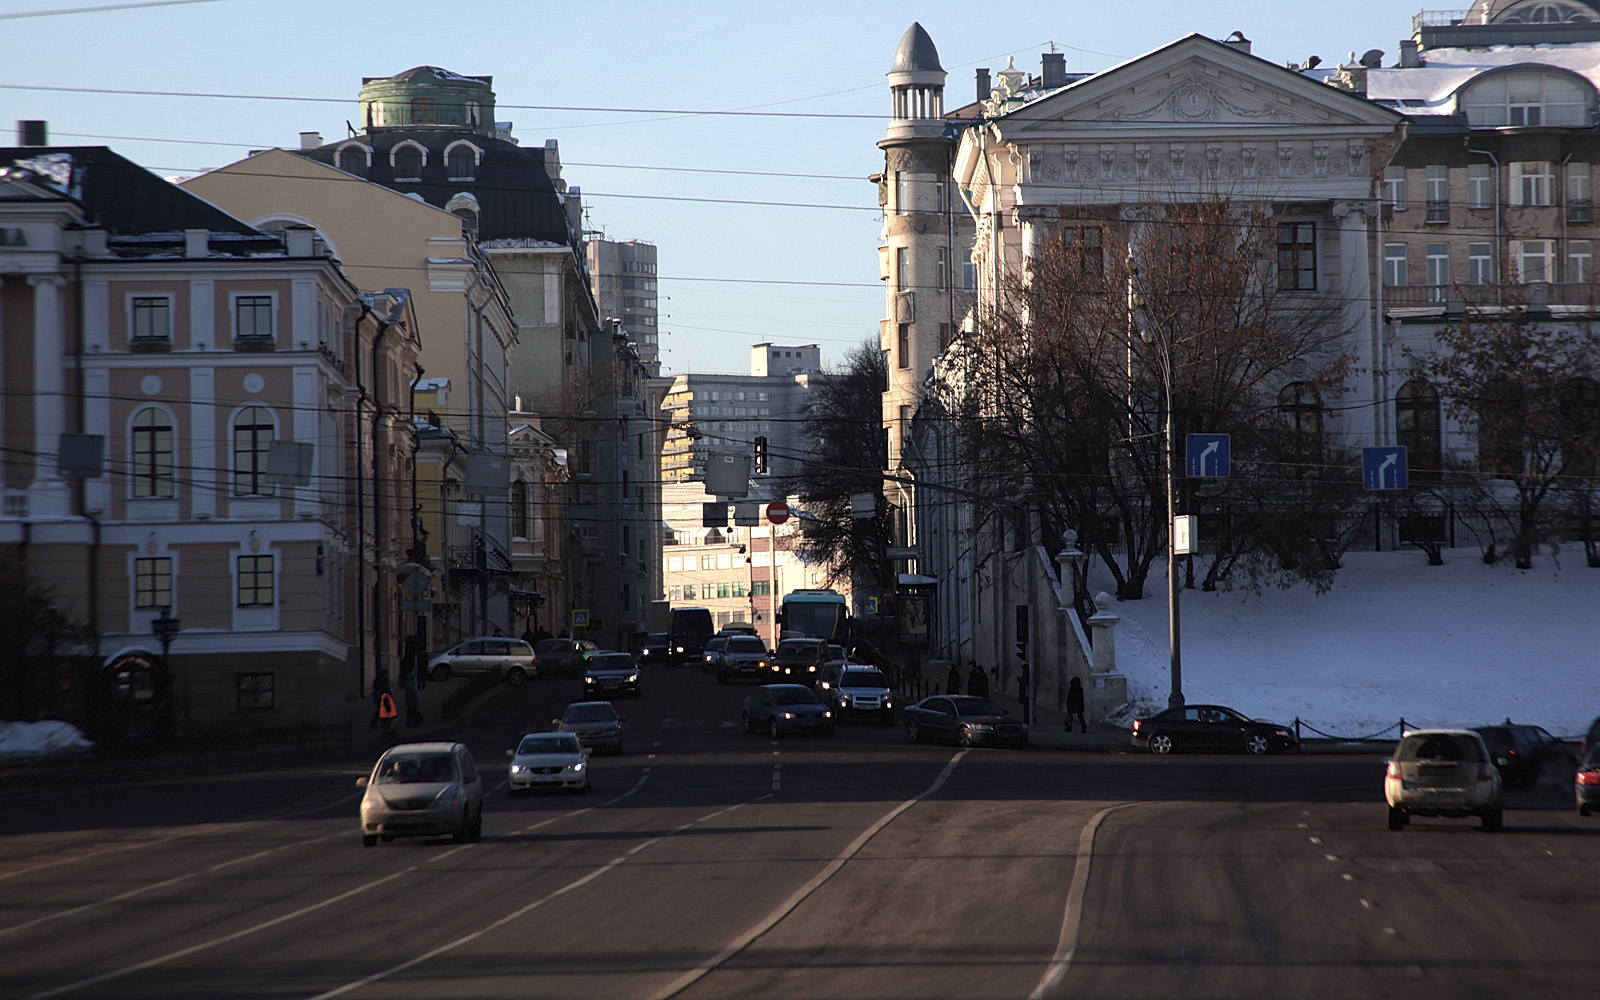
(1360, 48, 1385, 68)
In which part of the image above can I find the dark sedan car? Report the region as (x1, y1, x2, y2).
(583, 652, 641, 700)
(1473, 723, 1575, 788)
(1577, 742, 1600, 816)
(1131, 704, 1298, 755)
(639, 633, 670, 666)
(904, 695, 1028, 748)
(743, 684, 834, 738)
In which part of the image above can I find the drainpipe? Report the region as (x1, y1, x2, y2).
(349, 300, 373, 700)
(1561, 152, 1573, 280)
(370, 311, 393, 687)
(71, 253, 100, 651)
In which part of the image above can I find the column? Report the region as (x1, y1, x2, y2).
(1334, 200, 1381, 442)
(29, 274, 71, 517)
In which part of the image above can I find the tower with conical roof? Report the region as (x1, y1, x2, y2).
(877, 23, 967, 570)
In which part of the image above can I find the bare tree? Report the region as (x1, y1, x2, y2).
(931, 195, 1360, 598)
(785, 340, 891, 592)
(1406, 289, 1600, 569)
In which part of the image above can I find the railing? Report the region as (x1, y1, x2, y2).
(1414, 9, 1473, 31)
(1387, 281, 1600, 309)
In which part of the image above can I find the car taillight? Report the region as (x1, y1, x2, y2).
(1132, 719, 1141, 732)
(1578, 770, 1600, 786)
(1479, 768, 1494, 782)
(1386, 761, 1401, 778)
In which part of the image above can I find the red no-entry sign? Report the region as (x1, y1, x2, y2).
(766, 501, 791, 524)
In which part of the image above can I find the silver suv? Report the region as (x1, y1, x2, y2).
(428, 637, 535, 685)
(717, 635, 770, 684)
(1385, 729, 1503, 832)
(827, 666, 894, 724)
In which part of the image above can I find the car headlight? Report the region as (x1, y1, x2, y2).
(884, 699, 893, 708)
(970, 724, 995, 732)
(676, 646, 684, 653)
(627, 673, 638, 682)
(824, 711, 832, 718)
(568, 762, 586, 772)
(838, 694, 851, 706)
(782, 712, 795, 720)
(510, 764, 527, 773)
(783, 667, 792, 674)
(808, 665, 817, 672)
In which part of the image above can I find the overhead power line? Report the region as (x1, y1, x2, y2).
(0, 0, 233, 19)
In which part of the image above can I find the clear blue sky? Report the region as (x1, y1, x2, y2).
(3, 0, 1415, 374)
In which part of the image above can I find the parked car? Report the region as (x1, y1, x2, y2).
(505, 732, 591, 795)
(1131, 704, 1298, 755)
(533, 637, 596, 679)
(769, 637, 829, 682)
(1472, 723, 1575, 788)
(1575, 742, 1600, 816)
(1385, 728, 1502, 831)
(584, 651, 642, 700)
(701, 635, 730, 673)
(553, 701, 624, 755)
(1583, 715, 1600, 755)
(827, 666, 895, 724)
(717, 635, 771, 684)
(358, 741, 484, 846)
(904, 695, 1027, 748)
(743, 684, 834, 738)
(427, 637, 536, 685)
(640, 633, 670, 666)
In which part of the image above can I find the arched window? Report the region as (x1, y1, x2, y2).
(1396, 378, 1442, 480)
(337, 145, 369, 177)
(411, 98, 437, 125)
(232, 405, 276, 496)
(1479, 378, 1523, 477)
(446, 144, 477, 181)
(1277, 382, 1323, 465)
(511, 480, 530, 540)
(1460, 71, 1592, 127)
(131, 407, 174, 498)
(392, 144, 423, 181)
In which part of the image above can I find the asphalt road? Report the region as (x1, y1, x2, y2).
(1, 664, 1594, 999)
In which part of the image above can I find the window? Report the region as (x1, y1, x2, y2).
(1561, 377, 1600, 477)
(1517, 240, 1553, 282)
(895, 170, 909, 215)
(1075, 226, 1103, 278)
(1479, 378, 1522, 477)
(669, 586, 683, 600)
(895, 247, 908, 288)
(716, 582, 730, 599)
(732, 581, 746, 598)
(232, 406, 275, 496)
(1425, 165, 1449, 223)
(897, 323, 910, 369)
(236, 673, 274, 711)
(1467, 163, 1493, 208)
(392, 144, 423, 181)
(237, 554, 275, 607)
(962, 255, 977, 292)
(1384, 165, 1408, 211)
(753, 581, 771, 596)
(1468, 242, 1494, 284)
(234, 295, 274, 342)
(701, 554, 715, 570)
(1461, 71, 1590, 127)
(1426, 243, 1450, 296)
(446, 144, 477, 181)
(1569, 240, 1593, 283)
(1277, 223, 1316, 290)
(682, 584, 696, 600)
(1278, 382, 1323, 463)
(1396, 378, 1441, 481)
(1569, 163, 1592, 222)
(937, 246, 949, 291)
(337, 145, 369, 177)
(1383, 243, 1409, 287)
(131, 407, 174, 498)
(131, 296, 171, 344)
(511, 480, 530, 539)
(1510, 161, 1554, 206)
(411, 98, 437, 125)
(135, 556, 172, 608)
(667, 556, 682, 573)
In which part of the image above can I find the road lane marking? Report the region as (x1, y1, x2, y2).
(1029, 802, 1143, 1000)
(23, 868, 415, 999)
(649, 751, 969, 1000)
(490, 778, 509, 795)
(309, 798, 754, 1000)
(0, 873, 194, 939)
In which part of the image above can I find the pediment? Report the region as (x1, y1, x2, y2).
(997, 35, 1403, 135)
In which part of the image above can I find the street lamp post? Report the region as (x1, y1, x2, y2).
(1136, 297, 1185, 710)
(151, 606, 182, 734)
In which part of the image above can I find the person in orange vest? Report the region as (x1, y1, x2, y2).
(370, 669, 395, 736)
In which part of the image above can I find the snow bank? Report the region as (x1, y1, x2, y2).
(0, 720, 94, 762)
(1102, 548, 1600, 739)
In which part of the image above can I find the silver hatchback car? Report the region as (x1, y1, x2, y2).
(358, 742, 485, 846)
(1384, 729, 1503, 832)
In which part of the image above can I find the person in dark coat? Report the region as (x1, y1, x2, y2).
(1066, 676, 1087, 734)
(369, 668, 392, 729)
(966, 661, 989, 697)
(946, 662, 963, 696)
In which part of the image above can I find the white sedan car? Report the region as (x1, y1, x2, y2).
(506, 731, 592, 795)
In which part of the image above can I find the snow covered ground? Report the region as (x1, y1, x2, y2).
(1103, 548, 1600, 740)
(0, 720, 93, 762)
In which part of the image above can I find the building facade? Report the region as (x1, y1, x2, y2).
(587, 237, 661, 367)
(659, 345, 822, 484)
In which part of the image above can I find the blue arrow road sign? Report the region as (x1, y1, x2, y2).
(1186, 434, 1230, 477)
(1363, 446, 1408, 490)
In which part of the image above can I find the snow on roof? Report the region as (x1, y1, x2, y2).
(1367, 40, 1600, 114)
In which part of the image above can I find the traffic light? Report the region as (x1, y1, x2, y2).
(754, 435, 769, 474)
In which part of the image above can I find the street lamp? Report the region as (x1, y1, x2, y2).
(151, 606, 182, 735)
(1137, 322, 1184, 709)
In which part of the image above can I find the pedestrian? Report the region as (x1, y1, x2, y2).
(521, 626, 536, 647)
(946, 661, 962, 696)
(369, 668, 392, 729)
(1066, 676, 1087, 734)
(967, 660, 988, 697)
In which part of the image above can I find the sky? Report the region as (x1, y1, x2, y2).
(3, 0, 1421, 375)
(1108, 547, 1600, 740)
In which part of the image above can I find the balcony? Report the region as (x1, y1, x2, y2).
(1385, 281, 1600, 312)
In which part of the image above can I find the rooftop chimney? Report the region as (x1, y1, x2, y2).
(976, 67, 991, 103)
(1223, 30, 1252, 55)
(1399, 39, 1420, 68)
(184, 229, 210, 259)
(17, 120, 47, 146)
(1041, 52, 1066, 89)
(299, 131, 322, 150)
